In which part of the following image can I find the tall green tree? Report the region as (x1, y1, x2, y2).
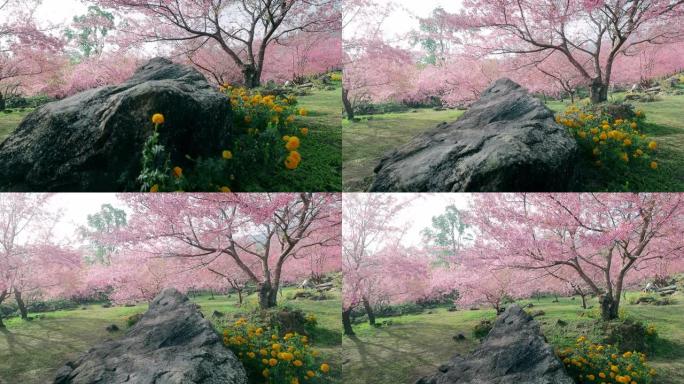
(64, 6, 115, 59)
(80, 203, 127, 265)
(421, 205, 472, 265)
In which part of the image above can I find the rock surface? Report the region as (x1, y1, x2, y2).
(0, 57, 232, 191)
(53, 288, 247, 384)
(370, 78, 577, 192)
(415, 305, 574, 384)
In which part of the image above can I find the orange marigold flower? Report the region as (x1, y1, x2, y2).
(285, 136, 300, 151)
(173, 166, 183, 178)
(152, 113, 165, 125)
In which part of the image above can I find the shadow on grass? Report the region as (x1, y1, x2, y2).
(310, 326, 342, 348)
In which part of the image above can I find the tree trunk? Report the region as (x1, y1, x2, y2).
(362, 296, 375, 325)
(590, 79, 609, 103)
(258, 281, 276, 309)
(0, 94, 5, 111)
(580, 294, 587, 309)
(342, 308, 355, 336)
(342, 87, 354, 120)
(14, 290, 28, 320)
(237, 289, 243, 306)
(0, 291, 7, 328)
(599, 294, 619, 320)
(243, 64, 261, 88)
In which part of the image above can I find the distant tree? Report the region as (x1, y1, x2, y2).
(80, 203, 127, 265)
(421, 205, 472, 265)
(64, 5, 115, 59)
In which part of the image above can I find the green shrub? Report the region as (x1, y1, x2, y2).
(223, 317, 331, 384)
(558, 336, 656, 384)
(473, 319, 493, 340)
(138, 87, 309, 192)
(555, 103, 659, 172)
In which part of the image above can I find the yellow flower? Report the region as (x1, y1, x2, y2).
(290, 378, 300, 384)
(222, 150, 233, 160)
(285, 156, 300, 170)
(320, 363, 330, 374)
(630, 122, 637, 129)
(260, 349, 268, 356)
(247, 352, 255, 359)
(299, 108, 308, 116)
(599, 372, 606, 379)
(593, 136, 600, 143)
(293, 359, 303, 367)
(300, 127, 309, 136)
(623, 351, 633, 358)
(220, 186, 231, 192)
(273, 106, 284, 113)
(648, 141, 657, 150)
(286, 115, 295, 123)
(620, 152, 629, 162)
(262, 368, 270, 377)
(269, 358, 278, 366)
(611, 365, 619, 373)
(278, 352, 294, 361)
(285, 136, 301, 151)
(173, 166, 183, 178)
(578, 131, 587, 139)
(307, 370, 315, 378)
(152, 113, 165, 125)
(650, 161, 658, 170)
(623, 139, 632, 147)
(600, 132, 607, 141)
(150, 184, 159, 193)
(587, 374, 595, 381)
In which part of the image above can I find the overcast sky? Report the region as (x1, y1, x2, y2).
(36, 0, 88, 25)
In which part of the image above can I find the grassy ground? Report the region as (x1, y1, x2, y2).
(342, 92, 684, 192)
(0, 110, 31, 143)
(342, 109, 464, 191)
(0, 287, 342, 384)
(271, 86, 342, 191)
(342, 292, 684, 384)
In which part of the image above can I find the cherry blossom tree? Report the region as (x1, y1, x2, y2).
(0, 194, 82, 327)
(444, 0, 684, 103)
(94, 0, 341, 87)
(342, 193, 422, 334)
(106, 193, 341, 309)
(468, 193, 684, 320)
(0, 0, 64, 109)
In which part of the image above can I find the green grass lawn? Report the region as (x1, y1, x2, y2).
(343, 292, 684, 384)
(342, 109, 464, 191)
(270, 86, 342, 191)
(0, 109, 31, 143)
(342, 92, 684, 192)
(0, 287, 342, 384)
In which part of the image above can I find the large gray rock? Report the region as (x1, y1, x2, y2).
(370, 78, 577, 191)
(53, 288, 247, 384)
(0, 57, 231, 191)
(416, 305, 574, 384)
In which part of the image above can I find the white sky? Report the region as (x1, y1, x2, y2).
(36, 0, 88, 25)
